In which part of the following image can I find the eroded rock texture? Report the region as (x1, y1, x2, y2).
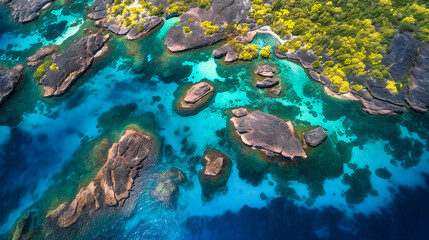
(0, 64, 24, 105)
(176, 81, 215, 115)
(165, 0, 253, 52)
(27, 45, 57, 67)
(303, 127, 328, 147)
(57, 128, 157, 227)
(2, 0, 54, 23)
(39, 33, 109, 97)
(407, 41, 429, 112)
(230, 108, 306, 160)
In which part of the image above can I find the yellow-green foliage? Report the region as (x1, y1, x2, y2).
(312, 60, 321, 68)
(353, 84, 363, 91)
(68, 72, 75, 78)
(250, 0, 429, 93)
(386, 80, 402, 94)
(183, 26, 192, 34)
(138, 24, 144, 32)
(33, 60, 52, 81)
(188, 18, 194, 22)
(229, 40, 259, 61)
(49, 63, 59, 71)
(200, 21, 219, 35)
(260, 46, 271, 58)
(167, 0, 212, 15)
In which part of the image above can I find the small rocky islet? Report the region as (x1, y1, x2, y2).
(1, 0, 429, 239)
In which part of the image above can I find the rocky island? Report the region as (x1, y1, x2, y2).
(39, 33, 110, 97)
(230, 108, 306, 160)
(0, 64, 24, 105)
(199, 149, 231, 200)
(175, 80, 215, 116)
(56, 127, 158, 227)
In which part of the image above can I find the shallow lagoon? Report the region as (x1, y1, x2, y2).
(0, 9, 429, 240)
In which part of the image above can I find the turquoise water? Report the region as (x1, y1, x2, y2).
(0, 6, 429, 239)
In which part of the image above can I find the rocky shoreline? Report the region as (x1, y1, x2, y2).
(0, 64, 24, 105)
(1, 0, 55, 23)
(274, 32, 429, 115)
(55, 127, 158, 228)
(39, 33, 110, 97)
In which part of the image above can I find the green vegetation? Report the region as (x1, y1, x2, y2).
(188, 17, 194, 22)
(352, 84, 363, 91)
(260, 46, 271, 58)
(49, 63, 58, 71)
(312, 60, 321, 68)
(33, 60, 52, 81)
(167, 0, 213, 15)
(183, 26, 192, 33)
(249, 0, 429, 93)
(200, 21, 219, 35)
(229, 40, 259, 61)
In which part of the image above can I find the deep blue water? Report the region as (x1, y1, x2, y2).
(0, 1, 429, 239)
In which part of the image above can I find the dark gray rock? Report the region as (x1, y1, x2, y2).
(230, 109, 306, 160)
(257, 77, 279, 88)
(165, 0, 253, 52)
(366, 78, 406, 106)
(57, 128, 157, 227)
(225, 50, 238, 63)
(151, 168, 186, 207)
(176, 81, 215, 115)
(87, 0, 108, 20)
(212, 44, 233, 58)
(304, 127, 328, 147)
(125, 16, 163, 40)
(270, 88, 282, 96)
(39, 33, 110, 97)
(200, 149, 230, 182)
(407, 41, 429, 112)
(274, 46, 287, 59)
(0, 64, 24, 105)
(232, 108, 248, 117)
(2, 0, 54, 23)
(107, 24, 130, 35)
(382, 33, 418, 82)
(27, 45, 57, 67)
(213, 44, 238, 62)
(255, 64, 276, 77)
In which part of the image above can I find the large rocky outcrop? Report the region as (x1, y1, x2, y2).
(255, 64, 276, 77)
(407, 41, 429, 112)
(256, 77, 279, 88)
(176, 80, 215, 115)
(382, 33, 418, 82)
(199, 149, 231, 200)
(165, 0, 253, 52)
(230, 108, 306, 160)
(88, 0, 163, 39)
(39, 33, 110, 97)
(212, 44, 238, 63)
(150, 168, 186, 207)
(125, 16, 163, 40)
(0, 64, 24, 105)
(303, 127, 328, 147)
(27, 45, 57, 67)
(274, 31, 427, 115)
(1, 0, 54, 23)
(57, 128, 157, 227)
